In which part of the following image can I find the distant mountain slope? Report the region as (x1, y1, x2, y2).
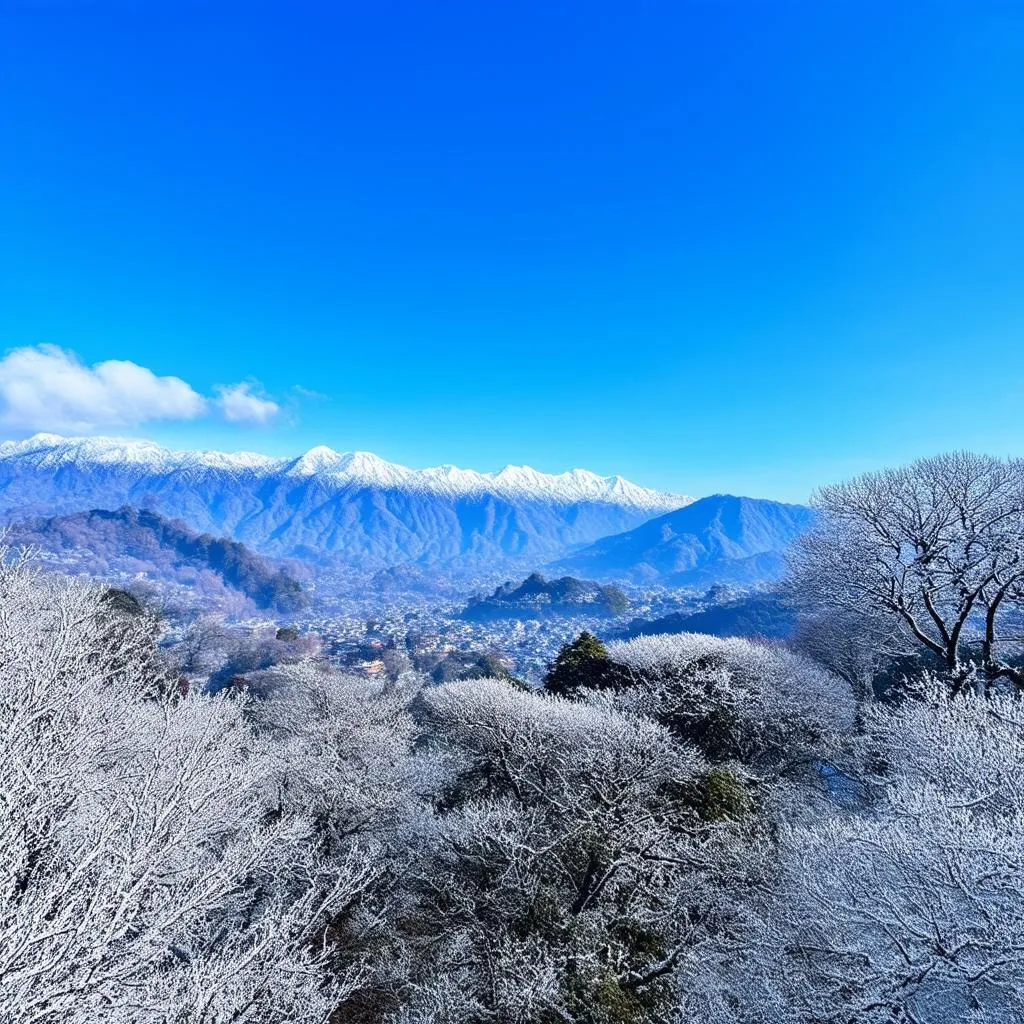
(551, 494, 816, 586)
(620, 591, 796, 641)
(0, 435, 690, 570)
(462, 572, 630, 621)
(8, 506, 308, 612)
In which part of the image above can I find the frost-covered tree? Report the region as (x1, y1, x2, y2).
(0, 548, 400, 1023)
(392, 677, 763, 1024)
(173, 611, 233, 677)
(246, 659, 419, 856)
(791, 452, 1024, 691)
(712, 682, 1024, 1024)
(606, 632, 858, 785)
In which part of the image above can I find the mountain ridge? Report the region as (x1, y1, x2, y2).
(0, 434, 692, 569)
(0, 434, 689, 509)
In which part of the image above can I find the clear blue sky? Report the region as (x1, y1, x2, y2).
(1, 1, 1022, 500)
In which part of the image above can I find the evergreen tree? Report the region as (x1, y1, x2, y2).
(543, 631, 618, 697)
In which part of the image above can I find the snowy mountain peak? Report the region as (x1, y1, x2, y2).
(0, 433, 690, 511)
(0, 434, 277, 475)
(3, 434, 172, 469)
(286, 448, 414, 488)
(336, 451, 413, 487)
(0, 432, 65, 452)
(0, 434, 693, 568)
(287, 445, 345, 475)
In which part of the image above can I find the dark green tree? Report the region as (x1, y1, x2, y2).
(543, 631, 621, 697)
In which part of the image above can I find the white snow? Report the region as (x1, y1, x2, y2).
(0, 433, 691, 511)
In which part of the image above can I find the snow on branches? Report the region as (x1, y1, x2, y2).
(0, 549, 402, 1024)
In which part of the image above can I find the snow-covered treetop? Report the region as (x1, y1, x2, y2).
(0, 432, 690, 510)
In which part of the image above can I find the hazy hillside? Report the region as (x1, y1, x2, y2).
(620, 590, 796, 641)
(0, 435, 689, 570)
(8, 506, 308, 613)
(552, 494, 816, 586)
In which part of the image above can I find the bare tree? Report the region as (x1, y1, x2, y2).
(791, 452, 1024, 692)
(173, 611, 232, 676)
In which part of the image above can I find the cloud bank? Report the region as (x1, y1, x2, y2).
(0, 345, 283, 433)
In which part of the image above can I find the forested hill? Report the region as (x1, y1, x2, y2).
(8, 506, 308, 613)
(620, 590, 796, 641)
(461, 571, 630, 621)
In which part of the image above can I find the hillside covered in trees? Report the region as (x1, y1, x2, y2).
(461, 571, 631, 621)
(2, 451, 1023, 1024)
(7, 506, 308, 613)
(620, 589, 796, 641)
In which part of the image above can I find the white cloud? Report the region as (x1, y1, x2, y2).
(0, 344, 288, 435)
(215, 381, 281, 424)
(0, 344, 207, 434)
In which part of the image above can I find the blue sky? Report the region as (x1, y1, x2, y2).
(1, 1, 1022, 500)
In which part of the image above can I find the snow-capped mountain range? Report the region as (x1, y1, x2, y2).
(0, 434, 690, 569)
